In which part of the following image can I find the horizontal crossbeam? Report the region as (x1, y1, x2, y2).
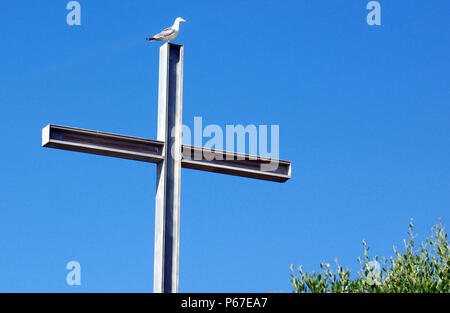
(181, 146, 291, 182)
(42, 124, 165, 163)
(42, 124, 291, 182)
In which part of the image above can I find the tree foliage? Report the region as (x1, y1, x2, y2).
(290, 220, 450, 293)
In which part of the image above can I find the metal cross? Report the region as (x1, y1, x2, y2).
(42, 43, 292, 293)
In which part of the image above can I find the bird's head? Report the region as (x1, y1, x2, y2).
(175, 17, 187, 24)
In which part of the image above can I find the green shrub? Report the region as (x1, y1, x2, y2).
(290, 220, 449, 293)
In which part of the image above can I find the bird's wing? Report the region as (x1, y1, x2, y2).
(153, 27, 176, 39)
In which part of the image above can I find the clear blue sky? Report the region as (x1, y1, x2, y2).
(0, 1, 448, 292)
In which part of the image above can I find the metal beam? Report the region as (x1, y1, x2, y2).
(181, 146, 291, 183)
(154, 43, 183, 293)
(41, 124, 164, 163)
(42, 124, 292, 183)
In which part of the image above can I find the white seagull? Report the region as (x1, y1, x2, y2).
(146, 17, 187, 43)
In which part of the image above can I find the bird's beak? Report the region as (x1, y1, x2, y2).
(181, 19, 187, 23)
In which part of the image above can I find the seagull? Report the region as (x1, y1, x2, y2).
(146, 17, 187, 43)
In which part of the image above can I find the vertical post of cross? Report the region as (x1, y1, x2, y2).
(154, 43, 184, 293)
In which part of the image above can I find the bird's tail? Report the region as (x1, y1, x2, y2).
(146, 37, 155, 41)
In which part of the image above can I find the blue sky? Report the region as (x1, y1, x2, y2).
(0, 1, 448, 292)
